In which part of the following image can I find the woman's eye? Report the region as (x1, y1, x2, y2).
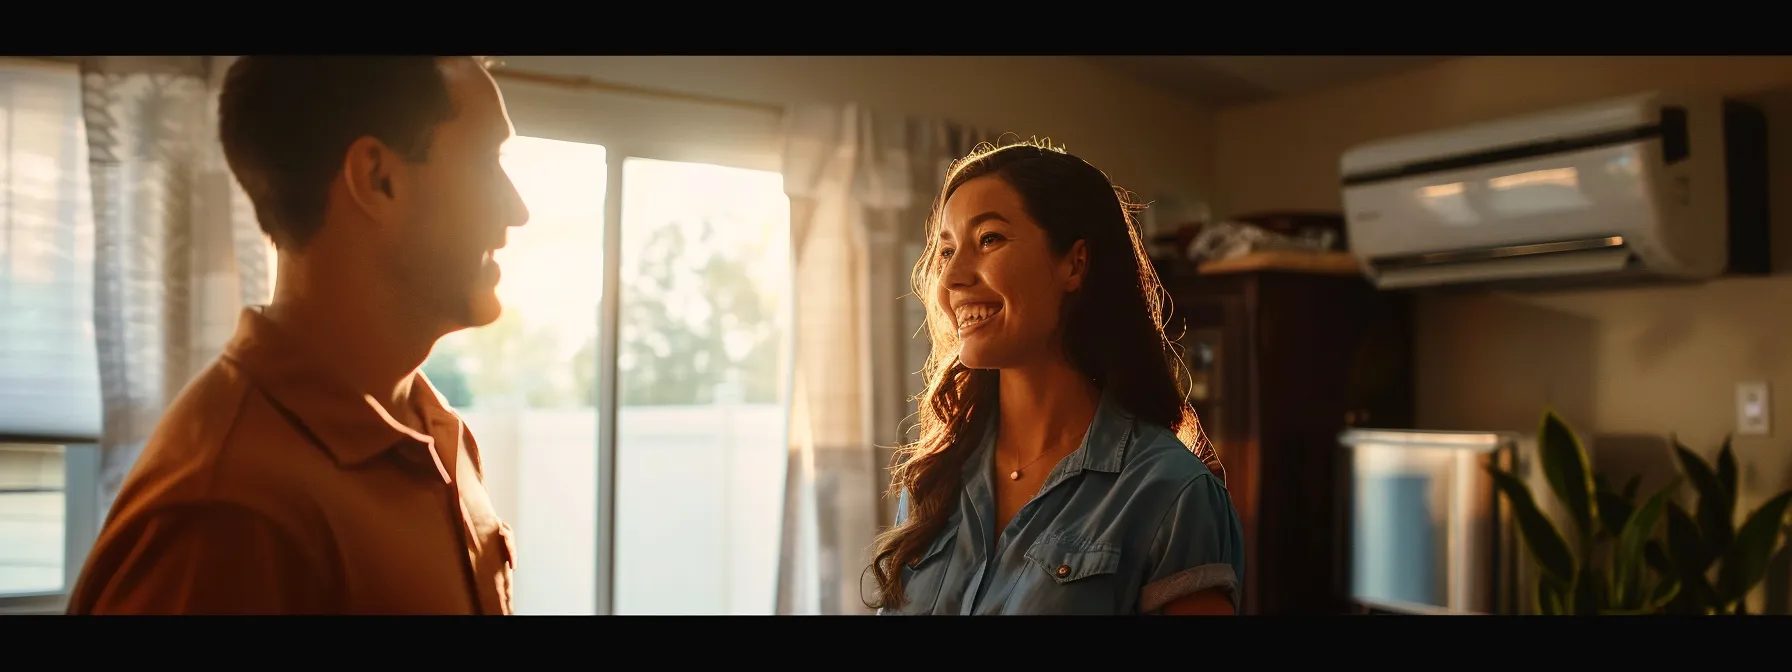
(979, 233, 1002, 246)
(938, 248, 954, 259)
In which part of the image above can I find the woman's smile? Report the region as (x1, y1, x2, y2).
(954, 301, 1003, 338)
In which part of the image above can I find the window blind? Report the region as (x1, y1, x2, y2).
(0, 59, 102, 440)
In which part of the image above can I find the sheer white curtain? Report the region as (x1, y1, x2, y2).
(775, 103, 994, 614)
(81, 56, 269, 513)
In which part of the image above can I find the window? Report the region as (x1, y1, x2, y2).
(0, 441, 96, 611)
(478, 70, 792, 615)
(0, 58, 102, 612)
(0, 444, 65, 594)
(613, 158, 790, 615)
(421, 140, 794, 616)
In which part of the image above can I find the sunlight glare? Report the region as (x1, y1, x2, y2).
(619, 157, 789, 332)
(494, 136, 609, 360)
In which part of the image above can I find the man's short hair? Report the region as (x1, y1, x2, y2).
(218, 56, 483, 249)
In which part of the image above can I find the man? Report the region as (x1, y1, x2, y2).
(67, 56, 530, 614)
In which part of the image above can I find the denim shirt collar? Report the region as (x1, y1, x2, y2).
(1065, 385, 1134, 475)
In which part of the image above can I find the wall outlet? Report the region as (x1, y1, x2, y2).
(1737, 381, 1771, 436)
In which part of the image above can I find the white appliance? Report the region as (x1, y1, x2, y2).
(1340, 91, 1769, 291)
(1338, 429, 1522, 615)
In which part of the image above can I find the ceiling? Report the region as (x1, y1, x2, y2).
(1086, 56, 1455, 107)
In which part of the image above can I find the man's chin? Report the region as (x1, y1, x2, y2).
(465, 292, 504, 328)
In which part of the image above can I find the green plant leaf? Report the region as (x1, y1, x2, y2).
(1538, 410, 1599, 543)
(1663, 502, 1719, 614)
(1574, 566, 1603, 614)
(1673, 438, 1734, 559)
(1613, 480, 1677, 608)
(1716, 436, 1738, 500)
(1644, 539, 1673, 575)
(1712, 490, 1792, 606)
(1669, 572, 1717, 615)
(1536, 573, 1568, 615)
(1665, 502, 1709, 572)
(1597, 474, 1642, 538)
(1596, 490, 1634, 540)
(1645, 577, 1681, 611)
(1488, 466, 1576, 582)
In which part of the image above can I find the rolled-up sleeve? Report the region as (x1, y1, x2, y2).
(68, 503, 328, 615)
(1138, 473, 1245, 614)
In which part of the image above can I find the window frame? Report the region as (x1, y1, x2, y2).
(0, 434, 100, 614)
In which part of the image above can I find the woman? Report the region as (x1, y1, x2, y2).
(869, 140, 1243, 615)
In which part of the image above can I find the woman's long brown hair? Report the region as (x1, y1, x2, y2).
(866, 139, 1211, 610)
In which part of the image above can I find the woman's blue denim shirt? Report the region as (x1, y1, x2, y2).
(880, 390, 1245, 615)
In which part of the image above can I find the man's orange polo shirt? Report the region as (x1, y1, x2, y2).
(67, 308, 515, 614)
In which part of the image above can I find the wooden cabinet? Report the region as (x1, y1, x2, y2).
(1161, 258, 1414, 615)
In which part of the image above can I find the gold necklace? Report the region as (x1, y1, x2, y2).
(1006, 448, 1059, 481)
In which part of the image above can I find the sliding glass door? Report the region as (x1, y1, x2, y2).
(612, 157, 789, 615)
(427, 122, 792, 615)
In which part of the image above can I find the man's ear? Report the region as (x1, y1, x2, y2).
(341, 136, 402, 223)
(1063, 239, 1089, 292)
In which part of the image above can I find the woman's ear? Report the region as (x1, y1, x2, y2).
(1063, 239, 1089, 292)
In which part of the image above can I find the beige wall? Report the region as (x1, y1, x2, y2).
(1215, 57, 1792, 609)
(497, 56, 1218, 221)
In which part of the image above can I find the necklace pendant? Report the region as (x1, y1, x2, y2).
(1009, 470, 1021, 481)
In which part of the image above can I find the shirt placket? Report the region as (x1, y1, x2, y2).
(966, 436, 1094, 614)
(447, 420, 504, 615)
(961, 465, 996, 615)
(414, 415, 489, 615)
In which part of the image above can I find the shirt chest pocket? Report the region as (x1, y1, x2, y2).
(1016, 536, 1125, 614)
(891, 525, 960, 615)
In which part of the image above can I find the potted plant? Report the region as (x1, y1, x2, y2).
(1488, 410, 1792, 614)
